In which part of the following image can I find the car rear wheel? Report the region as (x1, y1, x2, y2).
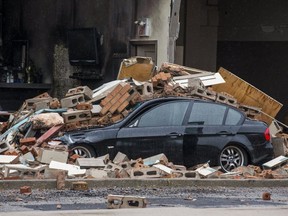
(71, 144, 96, 158)
(219, 145, 248, 172)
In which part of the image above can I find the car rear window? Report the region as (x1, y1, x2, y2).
(225, 108, 243, 125)
(188, 102, 226, 125)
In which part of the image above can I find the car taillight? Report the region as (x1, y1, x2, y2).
(264, 128, 271, 141)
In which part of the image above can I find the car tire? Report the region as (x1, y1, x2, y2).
(219, 145, 248, 172)
(71, 144, 96, 158)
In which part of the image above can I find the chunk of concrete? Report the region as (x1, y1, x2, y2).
(143, 153, 168, 166)
(263, 155, 288, 169)
(49, 160, 86, 176)
(37, 148, 68, 164)
(86, 169, 108, 179)
(75, 158, 106, 169)
(113, 152, 129, 164)
(0, 155, 19, 164)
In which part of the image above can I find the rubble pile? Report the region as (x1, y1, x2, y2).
(0, 58, 288, 181)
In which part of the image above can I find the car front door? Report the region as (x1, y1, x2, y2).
(115, 101, 190, 164)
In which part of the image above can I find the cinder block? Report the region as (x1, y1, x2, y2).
(143, 153, 169, 166)
(60, 94, 85, 108)
(37, 148, 68, 164)
(113, 152, 129, 164)
(62, 110, 92, 124)
(130, 167, 162, 178)
(76, 158, 106, 169)
(86, 169, 108, 179)
(216, 92, 238, 107)
(65, 122, 81, 131)
(34, 99, 51, 111)
(104, 162, 123, 171)
(137, 82, 153, 100)
(107, 195, 147, 209)
(66, 86, 93, 100)
(26, 98, 52, 110)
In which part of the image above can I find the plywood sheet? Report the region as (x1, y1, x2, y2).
(212, 67, 283, 124)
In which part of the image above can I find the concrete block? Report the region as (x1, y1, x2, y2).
(62, 110, 92, 124)
(96, 154, 110, 164)
(60, 94, 85, 108)
(86, 169, 108, 179)
(0, 155, 19, 164)
(104, 162, 123, 171)
(49, 98, 61, 109)
(66, 86, 93, 100)
(113, 152, 129, 164)
(171, 170, 197, 179)
(272, 137, 288, 157)
(107, 195, 147, 209)
(143, 153, 169, 166)
(34, 99, 51, 111)
(25, 98, 52, 110)
(216, 92, 238, 107)
(75, 158, 106, 169)
(263, 155, 288, 169)
(130, 167, 162, 178)
(49, 160, 86, 176)
(91, 105, 102, 115)
(37, 148, 68, 164)
(4, 164, 47, 178)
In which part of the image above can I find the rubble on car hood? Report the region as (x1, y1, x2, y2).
(0, 57, 287, 182)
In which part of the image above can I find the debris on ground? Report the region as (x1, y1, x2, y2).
(0, 57, 288, 182)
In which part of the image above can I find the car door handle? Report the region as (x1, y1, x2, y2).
(217, 131, 232, 135)
(167, 132, 182, 138)
(107, 146, 115, 149)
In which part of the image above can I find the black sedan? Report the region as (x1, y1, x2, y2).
(60, 97, 274, 172)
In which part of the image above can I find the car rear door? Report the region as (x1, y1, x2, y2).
(183, 101, 244, 167)
(115, 100, 190, 164)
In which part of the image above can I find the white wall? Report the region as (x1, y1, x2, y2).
(135, 0, 171, 66)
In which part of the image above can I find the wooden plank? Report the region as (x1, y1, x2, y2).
(212, 67, 283, 124)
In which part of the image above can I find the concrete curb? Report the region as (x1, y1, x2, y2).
(1, 179, 288, 190)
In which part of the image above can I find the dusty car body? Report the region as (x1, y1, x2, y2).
(60, 97, 274, 172)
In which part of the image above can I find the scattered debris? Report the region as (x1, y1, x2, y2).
(0, 57, 287, 183)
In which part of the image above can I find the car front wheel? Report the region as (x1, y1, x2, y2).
(219, 145, 248, 172)
(71, 144, 96, 158)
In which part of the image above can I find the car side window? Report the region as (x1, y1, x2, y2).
(188, 102, 226, 125)
(225, 108, 243, 125)
(135, 101, 190, 127)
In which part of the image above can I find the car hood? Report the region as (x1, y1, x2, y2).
(58, 124, 118, 145)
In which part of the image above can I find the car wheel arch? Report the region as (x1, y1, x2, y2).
(219, 142, 250, 172)
(70, 144, 97, 158)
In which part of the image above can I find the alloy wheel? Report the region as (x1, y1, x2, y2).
(220, 146, 246, 172)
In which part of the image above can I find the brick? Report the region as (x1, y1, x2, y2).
(118, 84, 131, 95)
(65, 122, 81, 131)
(20, 137, 36, 146)
(30, 147, 39, 158)
(60, 94, 85, 108)
(20, 145, 29, 154)
(35, 124, 64, 147)
(20, 186, 32, 194)
(110, 114, 123, 123)
(100, 94, 114, 107)
(62, 110, 92, 124)
(56, 171, 66, 190)
(66, 86, 93, 100)
(110, 84, 124, 96)
(97, 115, 110, 125)
(76, 102, 93, 111)
(107, 195, 147, 209)
(71, 181, 88, 190)
(117, 100, 129, 113)
(3, 150, 19, 156)
(49, 98, 61, 109)
(100, 102, 113, 116)
(262, 192, 271, 200)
